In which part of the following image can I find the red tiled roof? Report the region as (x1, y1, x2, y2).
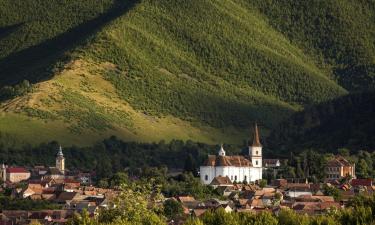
(64, 179, 80, 184)
(351, 179, 373, 186)
(210, 176, 232, 186)
(177, 196, 196, 203)
(327, 156, 353, 167)
(6, 167, 29, 173)
(204, 155, 252, 167)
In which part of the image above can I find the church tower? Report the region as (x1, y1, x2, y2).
(1, 163, 6, 182)
(218, 144, 226, 156)
(56, 146, 65, 174)
(249, 123, 262, 168)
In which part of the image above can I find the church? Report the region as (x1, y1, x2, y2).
(200, 123, 263, 185)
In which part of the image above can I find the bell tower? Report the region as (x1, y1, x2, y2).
(249, 123, 262, 168)
(56, 146, 65, 174)
(1, 163, 6, 182)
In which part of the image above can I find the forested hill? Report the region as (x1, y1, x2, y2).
(252, 0, 375, 91)
(0, 0, 373, 146)
(267, 91, 375, 154)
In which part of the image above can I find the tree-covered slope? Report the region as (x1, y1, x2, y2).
(252, 0, 375, 91)
(267, 91, 375, 154)
(0, 0, 135, 85)
(1, 0, 373, 146)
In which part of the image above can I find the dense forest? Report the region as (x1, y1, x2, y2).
(252, 0, 375, 91)
(0, 0, 373, 148)
(268, 91, 375, 153)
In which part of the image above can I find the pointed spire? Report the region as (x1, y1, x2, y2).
(57, 145, 64, 157)
(218, 144, 226, 156)
(251, 123, 262, 147)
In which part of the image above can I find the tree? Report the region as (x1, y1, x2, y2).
(357, 159, 370, 178)
(67, 209, 95, 225)
(110, 172, 129, 188)
(259, 179, 267, 188)
(323, 185, 342, 201)
(163, 199, 183, 220)
(184, 217, 204, 225)
(338, 148, 350, 157)
(105, 181, 165, 224)
(184, 154, 198, 176)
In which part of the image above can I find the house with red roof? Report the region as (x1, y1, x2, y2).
(5, 167, 31, 183)
(325, 156, 355, 180)
(351, 178, 373, 187)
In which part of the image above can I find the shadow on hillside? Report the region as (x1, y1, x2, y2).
(0, 23, 24, 39)
(0, 0, 139, 87)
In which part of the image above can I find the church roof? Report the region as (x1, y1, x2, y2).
(327, 156, 353, 167)
(210, 176, 233, 186)
(48, 167, 64, 175)
(251, 123, 262, 147)
(57, 146, 64, 157)
(204, 155, 252, 167)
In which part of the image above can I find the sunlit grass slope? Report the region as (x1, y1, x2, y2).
(0, 0, 352, 146)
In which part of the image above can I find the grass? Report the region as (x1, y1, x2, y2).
(0, 59, 249, 146)
(1, 0, 374, 146)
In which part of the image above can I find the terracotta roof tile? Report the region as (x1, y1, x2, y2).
(210, 176, 233, 186)
(204, 155, 252, 167)
(351, 179, 373, 186)
(6, 167, 29, 173)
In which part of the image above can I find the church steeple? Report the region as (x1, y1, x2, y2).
(56, 145, 65, 174)
(251, 123, 262, 147)
(57, 145, 64, 157)
(249, 123, 262, 168)
(218, 144, 226, 156)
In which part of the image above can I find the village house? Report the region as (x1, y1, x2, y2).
(263, 159, 281, 168)
(1, 165, 31, 183)
(200, 123, 263, 184)
(325, 156, 355, 180)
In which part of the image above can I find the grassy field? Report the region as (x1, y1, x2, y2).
(0, 0, 373, 146)
(0, 59, 249, 146)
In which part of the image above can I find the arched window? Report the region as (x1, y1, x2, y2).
(235, 176, 237, 181)
(205, 175, 208, 181)
(256, 151, 258, 155)
(256, 160, 258, 165)
(244, 176, 247, 181)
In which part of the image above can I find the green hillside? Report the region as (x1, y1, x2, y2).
(267, 91, 375, 154)
(1, 0, 373, 146)
(252, 0, 375, 91)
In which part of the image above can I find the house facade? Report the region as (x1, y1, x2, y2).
(6, 167, 31, 183)
(325, 156, 355, 180)
(200, 124, 263, 185)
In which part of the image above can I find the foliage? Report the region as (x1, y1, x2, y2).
(0, 0, 373, 147)
(80, 0, 348, 131)
(323, 185, 342, 201)
(163, 199, 183, 220)
(0, 0, 135, 86)
(0, 196, 61, 210)
(0, 80, 32, 101)
(268, 91, 375, 154)
(259, 179, 267, 188)
(252, 0, 375, 91)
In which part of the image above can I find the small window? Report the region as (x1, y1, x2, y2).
(256, 151, 258, 155)
(231, 175, 233, 180)
(256, 160, 258, 165)
(235, 176, 237, 181)
(244, 176, 247, 181)
(205, 175, 208, 181)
